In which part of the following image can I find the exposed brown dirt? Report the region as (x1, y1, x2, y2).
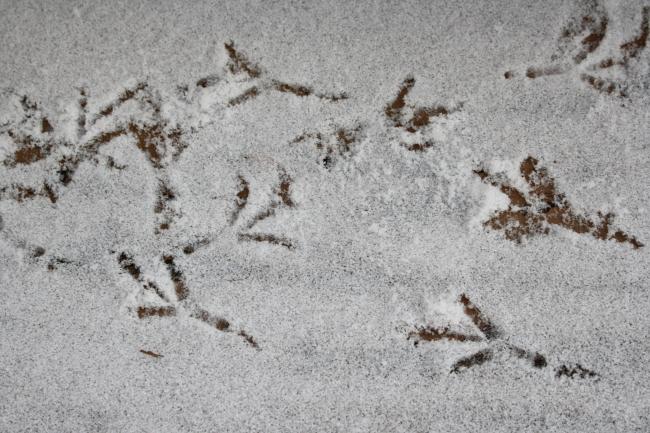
(162, 255, 189, 301)
(137, 306, 176, 318)
(0, 182, 58, 204)
(224, 41, 262, 78)
(273, 81, 312, 97)
(450, 349, 494, 373)
(459, 294, 499, 340)
(139, 349, 162, 358)
(408, 327, 483, 345)
(475, 157, 643, 248)
(228, 86, 259, 106)
(238, 233, 294, 249)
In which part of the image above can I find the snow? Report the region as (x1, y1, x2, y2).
(1, 0, 649, 432)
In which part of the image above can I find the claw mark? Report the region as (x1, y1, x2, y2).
(139, 349, 162, 358)
(475, 157, 642, 248)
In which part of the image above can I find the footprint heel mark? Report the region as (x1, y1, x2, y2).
(475, 156, 643, 248)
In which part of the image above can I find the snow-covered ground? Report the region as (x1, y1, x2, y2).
(1, 1, 649, 431)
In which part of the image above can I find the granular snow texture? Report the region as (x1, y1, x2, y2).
(1, 0, 649, 432)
